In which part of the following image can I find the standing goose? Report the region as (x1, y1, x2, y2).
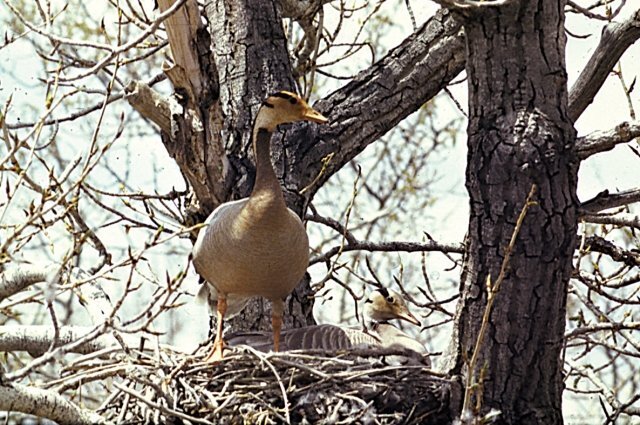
(226, 289, 429, 363)
(192, 91, 328, 361)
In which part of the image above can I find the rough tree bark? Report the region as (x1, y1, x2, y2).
(445, 1, 578, 423)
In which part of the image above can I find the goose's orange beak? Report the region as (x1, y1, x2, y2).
(302, 107, 328, 124)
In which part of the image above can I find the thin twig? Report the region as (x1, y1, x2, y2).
(461, 184, 537, 419)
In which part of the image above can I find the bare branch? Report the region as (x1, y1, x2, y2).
(583, 235, 640, 267)
(279, 0, 325, 80)
(4, 73, 166, 130)
(565, 321, 640, 340)
(302, 8, 465, 195)
(569, 9, 640, 121)
(576, 120, 640, 159)
(566, 1, 621, 21)
(0, 325, 111, 355)
(580, 188, 640, 214)
(0, 383, 107, 424)
(431, 0, 516, 9)
(311, 239, 464, 266)
(158, 0, 205, 98)
(0, 264, 58, 301)
(581, 213, 640, 229)
(306, 212, 358, 245)
(61, 0, 189, 82)
(155, 0, 225, 214)
(2, 0, 115, 51)
(124, 80, 172, 134)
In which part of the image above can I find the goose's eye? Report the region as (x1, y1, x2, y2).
(386, 296, 395, 304)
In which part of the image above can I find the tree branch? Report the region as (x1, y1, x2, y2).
(306, 212, 358, 245)
(124, 80, 172, 134)
(576, 120, 640, 159)
(0, 383, 107, 424)
(0, 325, 111, 356)
(0, 325, 180, 358)
(581, 213, 640, 230)
(568, 8, 640, 122)
(0, 265, 58, 301)
(583, 235, 640, 268)
(431, 0, 516, 9)
(565, 321, 640, 340)
(157, 0, 225, 213)
(300, 8, 466, 196)
(579, 188, 640, 214)
(158, 0, 205, 99)
(5, 73, 166, 130)
(311, 239, 464, 265)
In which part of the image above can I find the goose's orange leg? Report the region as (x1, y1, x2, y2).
(205, 297, 227, 362)
(272, 313, 283, 352)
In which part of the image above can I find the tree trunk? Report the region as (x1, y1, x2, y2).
(447, 1, 578, 423)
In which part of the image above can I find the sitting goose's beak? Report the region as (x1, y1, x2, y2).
(396, 308, 421, 326)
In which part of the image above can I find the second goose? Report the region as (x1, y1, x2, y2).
(226, 289, 429, 364)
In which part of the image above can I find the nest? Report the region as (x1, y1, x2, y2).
(93, 346, 454, 424)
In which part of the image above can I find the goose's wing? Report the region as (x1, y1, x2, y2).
(226, 324, 382, 352)
(191, 198, 247, 280)
(224, 330, 274, 352)
(192, 198, 253, 318)
(283, 324, 382, 350)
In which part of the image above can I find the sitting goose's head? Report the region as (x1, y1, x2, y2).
(364, 288, 421, 326)
(255, 90, 328, 132)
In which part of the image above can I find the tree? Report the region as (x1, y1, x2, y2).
(1, 0, 639, 423)
(447, 1, 578, 421)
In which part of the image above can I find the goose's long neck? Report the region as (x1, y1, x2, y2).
(250, 110, 284, 203)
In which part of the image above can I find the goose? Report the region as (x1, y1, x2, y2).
(225, 289, 430, 364)
(192, 90, 328, 361)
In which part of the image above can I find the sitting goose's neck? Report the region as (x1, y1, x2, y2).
(364, 317, 388, 333)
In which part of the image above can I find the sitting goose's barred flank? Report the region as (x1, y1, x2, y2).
(192, 91, 328, 361)
(226, 289, 430, 365)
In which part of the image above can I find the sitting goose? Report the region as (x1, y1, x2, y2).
(226, 289, 429, 363)
(192, 91, 328, 361)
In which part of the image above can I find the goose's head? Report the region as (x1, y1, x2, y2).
(255, 91, 328, 132)
(364, 289, 421, 326)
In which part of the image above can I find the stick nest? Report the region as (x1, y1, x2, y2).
(96, 346, 453, 424)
